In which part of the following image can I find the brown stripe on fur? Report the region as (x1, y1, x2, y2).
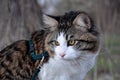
(79, 33, 100, 53)
(0, 30, 49, 79)
(45, 33, 55, 58)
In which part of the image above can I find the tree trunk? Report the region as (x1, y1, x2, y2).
(0, 0, 43, 50)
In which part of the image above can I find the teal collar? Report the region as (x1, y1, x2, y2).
(29, 40, 49, 80)
(28, 40, 49, 62)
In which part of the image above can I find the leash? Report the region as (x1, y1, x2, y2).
(31, 57, 45, 80)
(28, 40, 49, 80)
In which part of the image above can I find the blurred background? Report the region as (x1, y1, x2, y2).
(0, 0, 120, 80)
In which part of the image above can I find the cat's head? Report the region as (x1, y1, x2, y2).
(44, 11, 100, 60)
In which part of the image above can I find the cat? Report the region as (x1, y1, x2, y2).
(0, 30, 48, 80)
(0, 11, 100, 80)
(38, 11, 100, 80)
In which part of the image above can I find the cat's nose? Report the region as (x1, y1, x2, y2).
(60, 53, 65, 58)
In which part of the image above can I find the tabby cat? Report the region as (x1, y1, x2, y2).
(0, 11, 100, 80)
(0, 30, 48, 80)
(39, 11, 100, 80)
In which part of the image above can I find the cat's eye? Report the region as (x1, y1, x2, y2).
(48, 40, 60, 46)
(68, 40, 76, 46)
(54, 41, 60, 46)
(51, 41, 60, 46)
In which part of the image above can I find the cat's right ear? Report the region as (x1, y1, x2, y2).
(73, 13, 91, 32)
(43, 15, 58, 31)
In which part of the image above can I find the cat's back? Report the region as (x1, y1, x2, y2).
(0, 40, 34, 79)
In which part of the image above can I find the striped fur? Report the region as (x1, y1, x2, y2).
(39, 11, 100, 80)
(0, 30, 48, 80)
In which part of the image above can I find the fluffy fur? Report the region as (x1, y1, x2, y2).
(0, 11, 100, 80)
(39, 11, 100, 80)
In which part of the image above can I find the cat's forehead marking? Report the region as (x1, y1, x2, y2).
(56, 32, 73, 41)
(57, 32, 66, 45)
(56, 11, 80, 33)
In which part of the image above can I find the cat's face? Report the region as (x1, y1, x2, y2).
(44, 12, 99, 60)
(47, 32, 82, 60)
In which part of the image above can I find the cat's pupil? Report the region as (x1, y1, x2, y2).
(54, 41, 60, 46)
(68, 40, 76, 46)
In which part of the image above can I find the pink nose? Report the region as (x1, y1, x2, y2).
(60, 53, 65, 57)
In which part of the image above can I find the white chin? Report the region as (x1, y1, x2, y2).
(64, 56, 78, 60)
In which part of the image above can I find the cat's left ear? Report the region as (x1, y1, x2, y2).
(73, 13, 91, 31)
(43, 15, 58, 31)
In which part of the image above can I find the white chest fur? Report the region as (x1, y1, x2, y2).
(38, 55, 96, 80)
